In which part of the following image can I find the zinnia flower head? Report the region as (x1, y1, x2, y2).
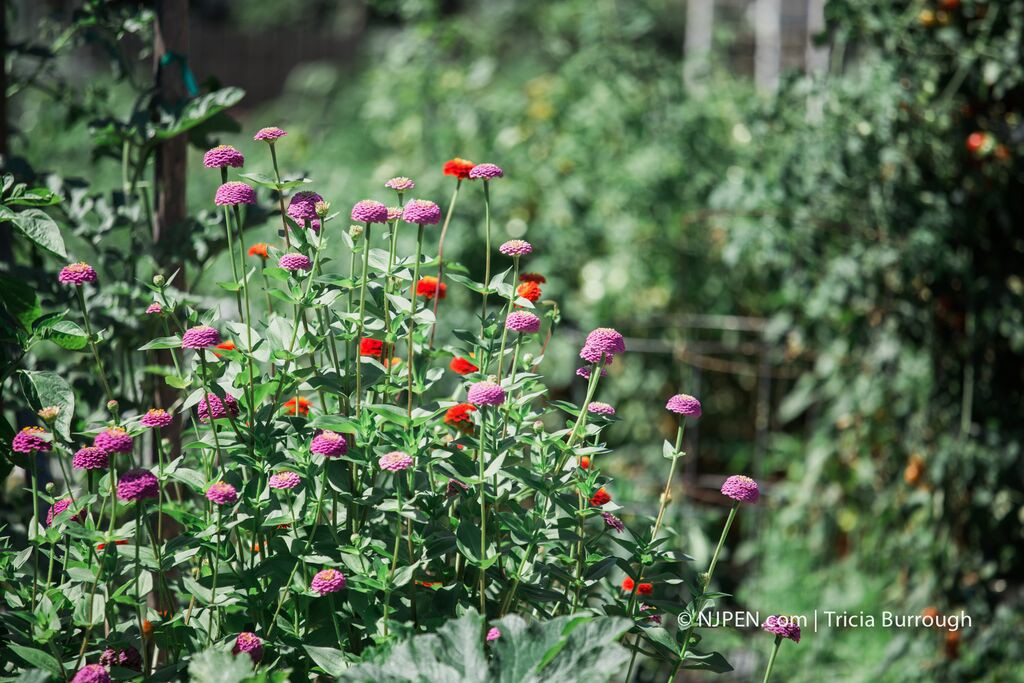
(385, 176, 415, 192)
(402, 199, 441, 225)
(516, 281, 542, 302)
(71, 664, 110, 683)
(37, 406, 60, 422)
(46, 498, 82, 526)
(602, 511, 625, 533)
(666, 394, 702, 417)
(580, 455, 591, 470)
(587, 401, 616, 416)
(254, 126, 287, 142)
(505, 311, 540, 333)
(486, 627, 501, 642)
(360, 338, 383, 358)
(350, 199, 389, 223)
(12, 426, 52, 453)
(269, 471, 301, 490)
(315, 200, 331, 218)
(762, 615, 801, 643)
(576, 365, 609, 380)
(140, 409, 172, 430)
(519, 272, 546, 283)
(145, 302, 162, 315)
(416, 276, 447, 300)
(181, 325, 221, 349)
(73, 446, 108, 471)
(100, 646, 142, 671)
(467, 381, 506, 406)
(214, 340, 236, 357)
(721, 475, 759, 503)
(94, 427, 133, 454)
(117, 469, 159, 502)
(214, 181, 256, 206)
(589, 487, 611, 507)
(580, 327, 626, 365)
(310, 568, 346, 594)
(58, 262, 98, 286)
(469, 163, 504, 180)
(282, 396, 311, 416)
(203, 145, 244, 169)
(621, 577, 653, 595)
(248, 243, 270, 259)
(444, 403, 477, 433)
(499, 240, 532, 257)
(310, 430, 348, 457)
(446, 478, 470, 497)
(287, 191, 324, 223)
(206, 481, 238, 506)
(232, 632, 264, 663)
(379, 451, 413, 472)
(197, 392, 239, 423)
(450, 356, 478, 375)
(386, 206, 402, 222)
(443, 158, 476, 180)
(278, 253, 312, 272)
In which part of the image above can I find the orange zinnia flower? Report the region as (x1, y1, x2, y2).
(449, 356, 479, 375)
(360, 338, 383, 358)
(248, 243, 270, 259)
(282, 397, 311, 416)
(384, 357, 402, 368)
(213, 340, 235, 358)
(516, 281, 542, 302)
(444, 403, 477, 433)
(416, 276, 447, 300)
(589, 487, 611, 507)
(580, 456, 591, 470)
(443, 158, 476, 180)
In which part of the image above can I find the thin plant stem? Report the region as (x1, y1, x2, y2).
(429, 180, 462, 348)
(406, 224, 425, 417)
(494, 257, 519, 384)
(762, 637, 783, 683)
(479, 181, 492, 335)
(477, 408, 489, 614)
(75, 288, 114, 403)
(269, 144, 292, 249)
(208, 504, 222, 645)
(197, 353, 224, 464)
(354, 222, 373, 414)
(381, 479, 404, 636)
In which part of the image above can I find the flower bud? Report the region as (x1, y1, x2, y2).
(532, 420, 544, 432)
(106, 400, 119, 413)
(45, 482, 55, 494)
(37, 406, 60, 423)
(349, 224, 363, 239)
(315, 200, 331, 218)
(153, 274, 165, 287)
(522, 352, 534, 366)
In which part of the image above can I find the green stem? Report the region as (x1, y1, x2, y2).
(208, 504, 222, 645)
(355, 222, 373, 414)
(494, 257, 519, 384)
(382, 480, 404, 636)
(197, 353, 224, 464)
(429, 180, 462, 348)
(479, 181, 492, 334)
(406, 224, 425, 417)
(477, 408, 489, 614)
(75, 288, 114, 403)
(269, 145, 292, 249)
(762, 637, 783, 683)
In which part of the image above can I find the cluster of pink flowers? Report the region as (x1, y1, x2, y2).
(269, 471, 301, 490)
(384, 176, 415, 192)
(762, 615, 801, 642)
(203, 145, 245, 169)
(233, 632, 264, 662)
(721, 475, 760, 503)
(579, 327, 626, 365)
(587, 401, 616, 416)
(99, 646, 142, 671)
(287, 191, 323, 223)
(279, 252, 312, 272)
(469, 163, 504, 180)
(666, 393, 702, 417)
(46, 498, 82, 526)
(499, 239, 532, 257)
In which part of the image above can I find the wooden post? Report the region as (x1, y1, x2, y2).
(153, 0, 189, 251)
(753, 0, 781, 92)
(805, 0, 829, 74)
(684, 0, 715, 91)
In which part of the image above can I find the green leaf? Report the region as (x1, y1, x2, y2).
(187, 648, 253, 683)
(1, 207, 66, 258)
(8, 644, 63, 677)
(73, 592, 106, 626)
(447, 272, 491, 294)
(304, 645, 348, 677)
(19, 370, 74, 441)
(456, 521, 482, 564)
(241, 172, 311, 190)
(153, 87, 246, 141)
(0, 273, 42, 331)
(139, 336, 183, 351)
(43, 319, 88, 350)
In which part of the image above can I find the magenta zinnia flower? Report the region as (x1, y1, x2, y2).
(385, 176, 415, 192)
(666, 394, 702, 417)
(446, 478, 470, 497)
(386, 206, 402, 222)
(310, 568, 346, 595)
(214, 181, 256, 206)
(287, 191, 324, 223)
(402, 199, 441, 225)
(99, 646, 142, 671)
(486, 627, 501, 641)
(576, 366, 609, 380)
(145, 302, 162, 315)
(269, 471, 301, 490)
(197, 392, 239, 423)
(71, 664, 110, 683)
(94, 427, 133, 454)
(140, 408, 173, 428)
(350, 199, 389, 223)
(499, 240, 532, 257)
(58, 262, 98, 286)
(46, 498, 82, 526)
(721, 475, 759, 503)
(117, 469, 159, 502)
(602, 511, 625, 533)
(206, 481, 238, 506)
(181, 325, 221, 349)
(587, 401, 616, 416)
(254, 126, 287, 142)
(467, 381, 506, 406)
(469, 163, 504, 180)
(378, 451, 413, 472)
(584, 327, 626, 357)
(762, 615, 801, 643)
(232, 632, 264, 662)
(310, 430, 348, 457)
(278, 252, 312, 272)
(12, 426, 52, 453)
(203, 145, 245, 169)
(505, 311, 541, 333)
(72, 446, 108, 471)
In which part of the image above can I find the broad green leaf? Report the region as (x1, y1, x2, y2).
(0, 273, 42, 331)
(153, 87, 246, 141)
(304, 645, 348, 677)
(139, 335, 182, 351)
(8, 645, 62, 677)
(187, 648, 252, 683)
(19, 370, 74, 441)
(2, 207, 66, 258)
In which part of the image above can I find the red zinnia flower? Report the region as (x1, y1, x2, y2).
(589, 487, 611, 507)
(248, 243, 270, 259)
(519, 272, 546, 284)
(444, 403, 477, 433)
(96, 540, 129, 551)
(213, 340, 235, 357)
(450, 356, 479, 375)
(282, 397, 311, 416)
(516, 281, 542, 302)
(443, 158, 476, 180)
(580, 456, 591, 470)
(416, 276, 447, 300)
(621, 577, 653, 595)
(360, 338, 384, 358)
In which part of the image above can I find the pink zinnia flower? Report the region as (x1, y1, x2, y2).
(576, 366, 609, 379)
(310, 430, 348, 457)
(116, 469, 159, 502)
(469, 163, 504, 180)
(762, 615, 801, 643)
(278, 253, 312, 272)
(386, 206, 402, 222)
(181, 325, 221, 349)
(94, 427, 133, 454)
(666, 394, 702, 417)
(587, 401, 616, 416)
(486, 627, 501, 641)
(99, 646, 142, 671)
(385, 177, 415, 192)
(58, 262, 98, 286)
(232, 632, 264, 662)
(140, 408, 173, 428)
(602, 511, 625, 532)
(583, 327, 626, 357)
(269, 471, 301, 490)
(46, 498, 82, 526)
(287, 191, 323, 223)
(145, 302, 162, 315)
(197, 392, 239, 423)
(467, 381, 506, 406)
(721, 475, 759, 503)
(72, 446, 108, 470)
(505, 311, 540, 333)
(206, 481, 238, 506)
(71, 664, 110, 683)
(254, 127, 287, 142)
(203, 145, 245, 169)
(310, 568, 346, 595)
(499, 240, 532, 257)
(12, 426, 52, 453)
(378, 451, 413, 472)
(214, 181, 256, 206)
(350, 200, 389, 223)
(446, 478, 470, 497)
(402, 199, 441, 225)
